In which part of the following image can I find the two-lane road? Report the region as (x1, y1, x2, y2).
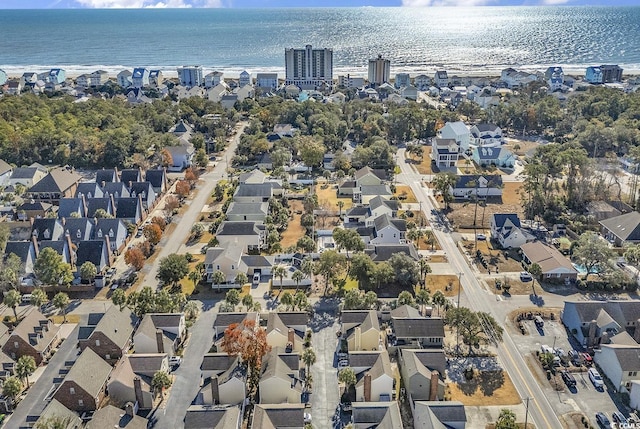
(396, 147, 562, 429)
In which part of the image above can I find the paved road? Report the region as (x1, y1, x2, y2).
(150, 302, 217, 429)
(7, 324, 81, 429)
(396, 148, 562, 429)
(138, 121, 246, 291)
(309, 301, 340, 429)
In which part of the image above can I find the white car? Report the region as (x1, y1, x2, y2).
(338, 360, 349, 369)
(169, 356, 182, 367)
(520, 272, 533, 281)
(589, 367, 604, 389)
(304, 413, 312, 423)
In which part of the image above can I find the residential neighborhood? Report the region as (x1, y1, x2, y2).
(0, 48, 640, 429)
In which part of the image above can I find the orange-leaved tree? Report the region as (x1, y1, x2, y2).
(220, 319, 271, 402)
(124, 247, 145, 271)
(143, 223, 163, 245)
(175, 180, 190, 198)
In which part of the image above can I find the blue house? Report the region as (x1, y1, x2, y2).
(472, 146, 516, 169)
(585, 66, 603, 84)
(47, 68, 66, 85)
(132, 68, 150, 88)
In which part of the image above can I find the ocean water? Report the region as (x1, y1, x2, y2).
(0, 7, 639, 78)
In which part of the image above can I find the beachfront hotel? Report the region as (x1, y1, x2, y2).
(368, 54, 390, 87)
(284, 44, 333, 90)
(178, 65, 204, 88)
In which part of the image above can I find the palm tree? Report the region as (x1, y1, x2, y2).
(272, 265, 287, 292)
(424, 230, 436, 251)
(188, 270, 202, 289)
(183, 301, 200, 320)
(336, 200, 345, 218)
(212, 270, 226, 292)
(418, 259, 432, 288)
(30, 288, 48, 309)
(416, 289, 430, 316)
(291, 270, 305, 291)
(301, 347, 317, 391)
(280, 291, 294, 311)
(242, 293, 254, 311)
(15, 355, 36, 388)
(235, 272, 248, 287)
(4, 290, 21, 322)
(52, 292, 69, 323)
(152, 371, 172, 397)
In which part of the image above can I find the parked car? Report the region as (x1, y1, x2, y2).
(169, 356, 182, 367)
(252, 272, 261, 285)
(554, 348, 566, 358)
(338, 360, 349, 369)
(476, 233, 486, 241)
(581, 352, 593, 366)
(561, 370, 576, 387)
(612, 412, 628, 424)
(589, 368, 604, 389)
(304, 413, 312, 423)
(595, 412, 611, 427)
(336, 352, 348, 360)
(534, 316, 544, 328)
(520, 272, 533, 281)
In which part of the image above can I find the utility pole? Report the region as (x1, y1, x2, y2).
(456, 272, 463, 356)
(524, 397, 530, 428)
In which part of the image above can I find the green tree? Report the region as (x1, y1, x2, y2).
(242, 293, 254, 312)
(293, 290, 310, 311)
(212, 270, 226, 292)
(573, 231, 615, 279)
(2, 376, 22, 402)
(445, 307, 504, 355)
(302, 347, 317, 386)
(30, 288, 48, 308)
(316, 250, 347, 295)
(0, 224, 9, 253)
(157, 254, 189, 286)
(336, 200, 345, 217)
(389, 253, 420, 288)
(235, 272, 248, 286)
(225, 289, 241, 310)
(397, 290, 415, 306)
(416, 288, 430, 314)
(280, 291, 294, 311)
(418, 259, 432, 287)
(53, 292, 70, 322)
(34, 247, 73, 288)
(272, 265, 287, 291)
(296, 235, 316, 253)
(372, 262, 395, 290)
(495, 409, 518, 429)
(528, 262, 543, 295)
(152, 370, 172, 395)
(291, 270, 305, 291)
(432, 290, 447, 315)
(184, 301, 200, 320)
(432, 172, 457, 210)
(188, 269, 202, 289)
(333, 228, 364, 259)
(338, 367, 357, 388)
(0, 253, 24, 291)
(298, 136, 326, 171)
(624, 244, 640, 280)
(79, 261, 97, 283)
(4, 289, 21, 321)
(111, 288, 127, 310)
(15, 355, 36, 388)
(348, 253, 376, 290)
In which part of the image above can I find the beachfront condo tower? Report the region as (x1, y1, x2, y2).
(285, 44, 333, 90)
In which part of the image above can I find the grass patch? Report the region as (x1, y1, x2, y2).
(447, 370, 520, 406)
(344, 276, 359, 291)
(281, 200, 306, 248)
(394, 185, 418, 203)
(422, 274, 460, 297)
(179, 254, 206, 295)
(316, 183, 353, 210)
(50, 314, 81, 324)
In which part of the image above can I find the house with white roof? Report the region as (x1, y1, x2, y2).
(438, 121, 470, 151)
(500, 68, 537, 89)
(472, 146, 515, 169)
(470, 123, 504, 148)
(205, 71, 224, 88)
(117, 70, 132, 88)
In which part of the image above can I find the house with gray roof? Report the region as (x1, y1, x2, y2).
(102, 182, 130, 199)
(351, 402, 404, 428)
(75, 182, 103, 199)
(128, 181, 156, 210)
(438, 121, 471, 151)
(194, 358, 247, 406)
(58, 197, 87, 219)
(413, 401, 466, 429)
(31, 218, 64, 241)
(358, 184, 392, 205)
(391, 316, 444, 348)
(368, 214, 406, 245)
(451, 175, 503, 199)
(258, 348, 303, 404)
(251, 404, 305, 429)
(95, 168, 119, 185)
(120, 169, 142, 185)
(213, 312, 259, 340)
(86, 197, 115, 218)
(216, 221, 265, 252)
(562, 300, 640, 349)
(39, 239, 73, 266)
(34, 399, 81, 429)
(128, 353, 169, 377)
(204, 246, 245, 285)
(472, 146, 515, 168)
(16, 201, 54, 220)
(399, 349, 447, 402)
(340, 310, 381, 352)
(346, 351, 394, 402)
(470, 123, 503, 147)
(78, 306, 137, 364)
(75, 239, 111, 272)
(233, 183, 275, 203)
(133, 313, 185, 355)
(185, 405, 242, 429)
(107, 355, 157, 409)
(53, 348, 112, 412)
(61, 217, 94, 243)
(86, 404, 148, 429)
(600, 211, 640, 247)
(266, 312, 305, 353)
(145, 168, 168, 193)
(95, 218, 128, 253)
(367, 196, 398, 222)
(8, 166, 47, 188)
(431, 138, 460, 168)
(226, 202, 269, 222)
(2, 308, 60, 364)
(365, 243, 419, 262)
(238, 169, 267, 185)
(5, 240, 37, 274)
(594, 344, 640, 393)
(115, 196, 144, 224)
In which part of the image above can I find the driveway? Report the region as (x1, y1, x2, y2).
(309, 299, 340, 429)
(149, 301, 217, 429)
(6, 323, 81, 429)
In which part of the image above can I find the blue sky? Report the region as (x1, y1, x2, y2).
(1, 0, 637, 8)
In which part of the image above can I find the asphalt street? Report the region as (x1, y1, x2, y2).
(138, 121, 246, 291)
(396, 147, 563, 429)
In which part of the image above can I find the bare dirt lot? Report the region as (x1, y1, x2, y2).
(281, 200, 305, 248)
(446, 357, 521, 406)
(462, 239, 524, 273)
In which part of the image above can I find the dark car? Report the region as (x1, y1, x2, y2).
(596, 412, 611, 428)
(561, 370, 576, 388)
(612, 412, 628, 424)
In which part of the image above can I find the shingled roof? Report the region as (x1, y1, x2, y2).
(28, 168, 81, 193)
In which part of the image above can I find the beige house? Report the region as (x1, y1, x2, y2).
(133, 313, 185, 355)
(197, 361, 247, 406)
(341, 310, 381, 352)
(251, 404, 305, 429)
(258, 348, 303, 404)
(107, 356, 154, 409)
(266, 313, 305, 353)
(399, 349, 446, 401)
(349, 351, 394, 402)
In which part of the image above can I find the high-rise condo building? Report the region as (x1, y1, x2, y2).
(285, 44, 333, 90)
(177, 65, 204, 88)
(368, 54, 390, 86)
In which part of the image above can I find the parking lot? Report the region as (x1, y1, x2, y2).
(509, 315, 632, 426)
